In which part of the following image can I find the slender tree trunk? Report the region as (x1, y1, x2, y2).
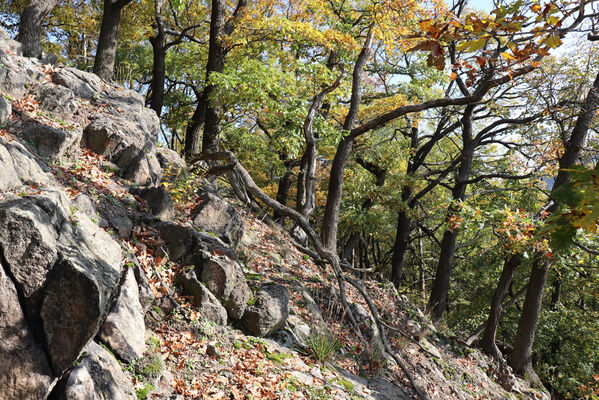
(184, 0, 247, 157)
(184, 91, 208, 156)
(321, 28, 373, 251)
(274, 161, 294, 222)
(427, 105, 476, 323)
(322, 135, 355, 250)
(510, 259, 550, 377)
(94, 0, 132, 81)
(201, 0, 227, 154)
(550, 275, 561, 309)
(149, 0, 166, 117)
(18, 0, 58, 58)
(418, 227, 426, 296)
(390, 187, 413, 287)
(341, 233, 359, 263)
(510, 70, 599, 378)
(481, 254, 522, 360)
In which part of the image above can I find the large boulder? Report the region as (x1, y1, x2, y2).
(0, 261, 53, 400)
(132, 186, 174, 221)
(82, 116, 161, 185)
(59, 341, 136, 400)
(0, 94, 10, 124)
(191, 191, 244, 247)
(0, 198, 58, 299)
(0, 61, 31, 98)
(98, 268, 146, 363)
(157, 147, 186, 184)
(153, 221, 237, 262)
(0, 192, 123, 376)
(180, 270, 228, 325)
(242, 284, 290, 337)
(197, 254, 250, 320)
(41, 248, 121, 373)
(36, 82, 78, 113)
(52, 67, 103, 99)
(21, 123, 81, 162)
(5, 141, 51, 185)
(0, 143, 22, 191)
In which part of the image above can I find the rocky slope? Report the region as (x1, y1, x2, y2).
(0, 31, 550, 400)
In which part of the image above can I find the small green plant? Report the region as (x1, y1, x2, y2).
(135, 383, 153, 400)
(266, 351, 292, 364)
(72, 160, 84, 170)
(131, 352, 163, 379)
(306, 328, 340, 362)
(335, 376, 354, 392)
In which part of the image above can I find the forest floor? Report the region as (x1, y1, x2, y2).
(124, 183, 550, 400)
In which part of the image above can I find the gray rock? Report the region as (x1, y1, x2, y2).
(21, 123, 81, 162)
(41, 247, 121, 373)
(36, 82, 77, 112)
(72, 194, 98, 222)
(180, 270, 228, 325)
(0, 94, 10, 124)
(152, 221, 237, 263)
(109, 215, 133, 238)
(242, 283, 289, 337)
(153, 222, 196, 261)
(134, 185, 174, 221)
(53, 67, 103, 99)
(0, 27, 9, 40)
(99, 268, 146, 363)
(0, 143, 22, 191)
(157, 147, 186, 183)
(82, 117, 162, 185)
(0, 261, 53, 400)
(0, 39, 23, 56)
(0, 198, 58, 298)
(5, 141, 50, 185)
(132, 261, 154, 312)
(367, 377, 412, 400)
(0, 66, 30, 98)
(40, 52, 58, 65)
(287, 315, 311, 346)
(0, 190, 125, 376)
(59, 341, 136, 400)
(122, 150, 162, 186)
(191, 191, 244, 247)
(198, 255, 250, 320)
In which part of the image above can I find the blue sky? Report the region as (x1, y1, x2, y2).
(468, 0, 495, 11)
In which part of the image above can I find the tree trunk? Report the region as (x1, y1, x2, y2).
(94, 0, 132, 81)
(427, 105, 476, 323)
(18, 0, 58, 58)
(184, 0, 247, 157)
(509, 70, 599, 379)
(418, 228, 426, 296)
(184, 91, 208, 157)
(341, 233, 359, 263)
(481, 254, 522, 360)
(201, 0, 227, 154)
(322, 135, 355, 250)
(427, 229, 459, 323)
(550, 275, 561, 310)
(389, 187, 413, 287)
(149, 0, 166, 117)
(510, 259, 549, 377)
(321, 28, 373, 251)
(274, 162, 294, 222)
